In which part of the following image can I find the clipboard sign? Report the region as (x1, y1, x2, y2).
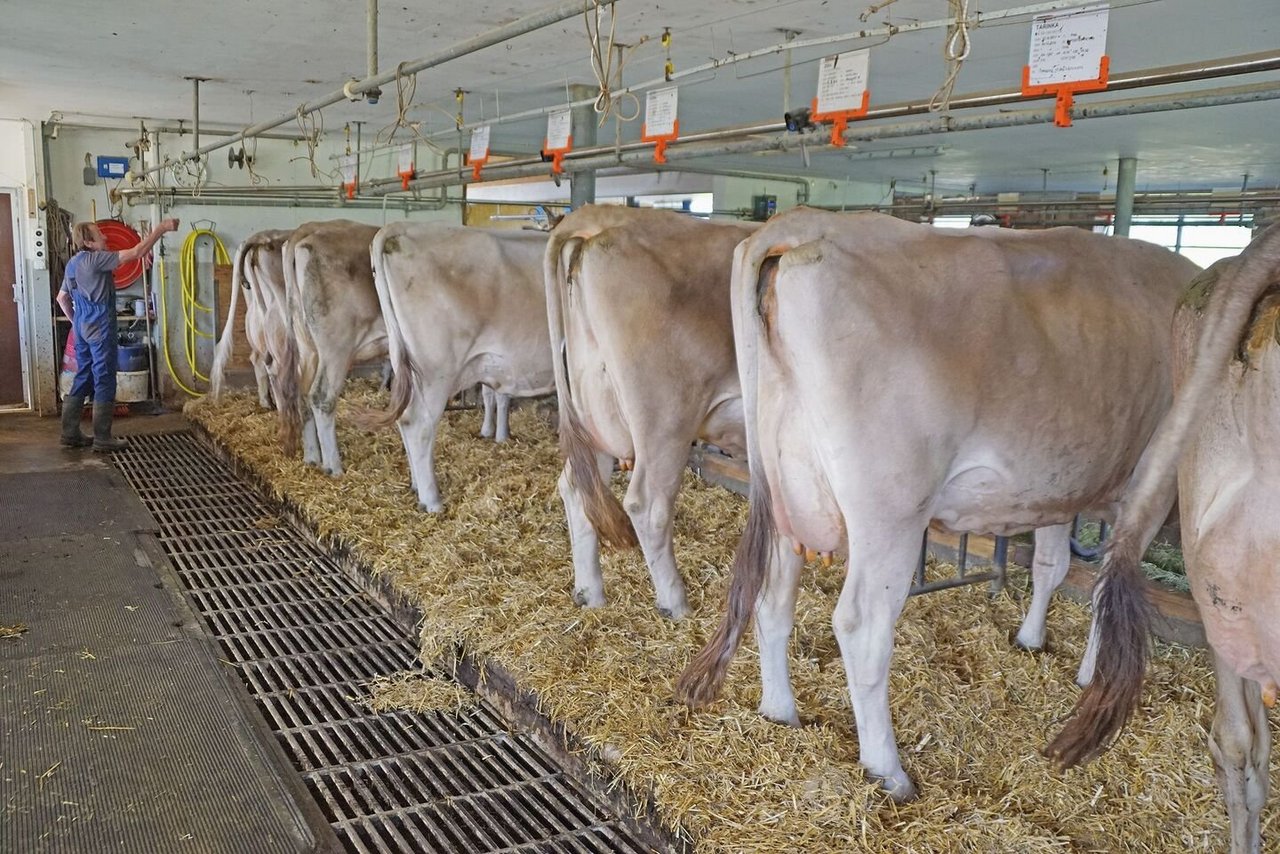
(396, 143, 415, 191)
(1021, 4, 1110, 128)
(541, 108, 573, 175)
(338, 153, 358, 199)
(641, 86, 679, 164)
(468, 125, 492, 181)
(810, 49, 871, 148)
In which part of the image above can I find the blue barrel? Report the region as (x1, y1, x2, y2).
(117, 343, 148, 372)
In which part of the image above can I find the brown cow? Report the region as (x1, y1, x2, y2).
(211, 229, 292, 407)
(677, 208, 1200, 801)
(544, 205, 757, 618)
(362, 222, 554, 512)
(276, 220, 384, 474)
(1047, 223, 1280, 854)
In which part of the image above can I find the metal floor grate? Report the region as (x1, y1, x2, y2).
(111, 431, 661, 854)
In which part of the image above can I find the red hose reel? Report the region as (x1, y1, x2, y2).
(95, 219, 145, 289)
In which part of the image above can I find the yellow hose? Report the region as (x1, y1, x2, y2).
(179, 228, 229, 382)
(157, 227, 231, 396)
(156, 258, 202, 397)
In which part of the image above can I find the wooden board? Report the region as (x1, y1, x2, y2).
(213, 263, 251, 371)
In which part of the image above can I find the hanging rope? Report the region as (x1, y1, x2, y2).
(583, 1, 644, 126)
(929, 0, 972, 112)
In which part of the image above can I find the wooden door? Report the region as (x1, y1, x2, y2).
(0, 193, 23, 405)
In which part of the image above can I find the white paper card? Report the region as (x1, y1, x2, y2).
(397, 143, 414, 174)
(815, 49, 870, 114)
(339, 153, 357, 184)
(1027, 4, 1109, 86)
(644, 87, 678, 137)
(469, 125, 491, 162)
(546, 109, 572, 150)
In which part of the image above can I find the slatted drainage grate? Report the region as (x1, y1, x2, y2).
(111, 431, 665, 853)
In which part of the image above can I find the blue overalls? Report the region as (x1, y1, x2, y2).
(66, 253, 118, 404)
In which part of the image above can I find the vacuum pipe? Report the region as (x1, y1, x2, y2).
(138, 0, 618, 176)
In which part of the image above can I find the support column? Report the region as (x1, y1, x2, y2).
(569, 84, 597, 209)
(1113, 156, 1137, 237)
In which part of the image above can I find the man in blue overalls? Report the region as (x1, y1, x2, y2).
(55, 218, 179, 450)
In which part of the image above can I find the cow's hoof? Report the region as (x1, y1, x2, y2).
(760, 707, 801, 728)
(1010, 628, 1048, 654)
(656, 603, 689, 621)
(418, 501, 444, 514)
(870, 771, 918, 803)
(573, 589, 605, 608)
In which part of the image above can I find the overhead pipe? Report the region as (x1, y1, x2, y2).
(443, 0, 1106, 137)
(366, 0, 381, 105)
(361, 80, 1280, 196)
(138, 0, 619, 177)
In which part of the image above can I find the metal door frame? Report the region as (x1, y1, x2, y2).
(0, 187, 30, 410)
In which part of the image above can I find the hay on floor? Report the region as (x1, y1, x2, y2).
(188, 384, 1273, 853)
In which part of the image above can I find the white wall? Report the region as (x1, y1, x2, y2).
(44, 125, 464, 400)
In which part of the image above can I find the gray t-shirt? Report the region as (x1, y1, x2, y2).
(60, 250, 121, 305)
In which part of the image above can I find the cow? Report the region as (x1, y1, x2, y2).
(359, 222, 555, 512)
(676, 207, 1201, 802)
(276, 220, 385, 475)
(545, 205, 759, 619)
(1046, 223, 1280, 854)
(210, 228, 293, 407)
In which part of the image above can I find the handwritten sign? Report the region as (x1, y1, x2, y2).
(1027, 4, 1109, 86)
(815, 49, 870, 114)
(644, 86, 678, 137)
(338, 153, 357, 185)
(469, 125, 491, 162)
(546, 108, 572, 150)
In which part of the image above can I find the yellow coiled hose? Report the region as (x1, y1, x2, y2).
(158, 227, 229, 396)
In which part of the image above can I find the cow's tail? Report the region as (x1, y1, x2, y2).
(354, 228, 414, 431)
(275, 236, 304, 457)
(1046, 221, 1280, 768)
(544, 228, 637, 549)
(210, 239, 250, 400)
(677, 233, 786, 707)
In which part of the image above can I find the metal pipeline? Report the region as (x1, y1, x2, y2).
(138, 0, 619, 176)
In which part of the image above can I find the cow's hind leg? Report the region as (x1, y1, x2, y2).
(1014, 523, 1072, 651)
(755, 535, 805, 726)
(622, 444, 692, 619)
(480, 385, 496, 439)
(1208, 653, 1269, 854)
(251, 351, 272, 409)
(309, 355, 350, 476)
(399, 380, 452, 513)
(834, 517, 925, 802)
(494, 392, 511, 443)
(558, 453, 616, 607)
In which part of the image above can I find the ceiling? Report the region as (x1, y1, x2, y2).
(3, 0, 1278, 198)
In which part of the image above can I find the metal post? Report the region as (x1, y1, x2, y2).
(366, 0, 381, 105)
(1114, 156, 1137, 236)
(569, 84, 597, 209)
(191, 78, 201, 157)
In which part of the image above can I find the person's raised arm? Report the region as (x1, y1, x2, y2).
(118, 218, 180, 263)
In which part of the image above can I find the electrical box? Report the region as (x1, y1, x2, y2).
(30, 224, 46, 270)
(751, 194, 777, 222)
(96, 156, 129, 178)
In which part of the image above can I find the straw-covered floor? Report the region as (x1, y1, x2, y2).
(187, 383, 1276, 853)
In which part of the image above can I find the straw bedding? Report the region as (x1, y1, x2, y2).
(188, 383, 1276, 853)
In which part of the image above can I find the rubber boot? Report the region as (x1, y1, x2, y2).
(91, 402, 129, 452)
(59, 395, 92, 447)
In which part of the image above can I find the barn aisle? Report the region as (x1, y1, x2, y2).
(0, 412, 332, 852)
(0, 411, 665, 853)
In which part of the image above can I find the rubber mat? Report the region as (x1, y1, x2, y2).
(0, 469, 156, 542)
(0, 530, 330, 853)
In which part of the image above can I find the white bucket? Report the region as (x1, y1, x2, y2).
(115, 370, 150, 403)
